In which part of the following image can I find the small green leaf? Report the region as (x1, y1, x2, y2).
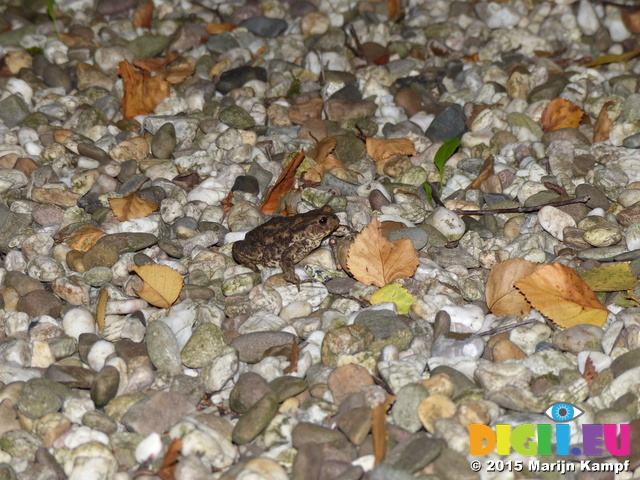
(370, 282, 417, 314)
(434, 137, 460, 179)
(47, 0, 60, 36)
(422, 182, 433, 208)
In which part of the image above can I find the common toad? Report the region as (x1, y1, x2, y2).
(232, 205, 340, 288)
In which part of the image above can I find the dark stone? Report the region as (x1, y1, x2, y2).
(216, 66, 268, 94)
(424, 104, 466, 141)
(239, 17, 288, 38)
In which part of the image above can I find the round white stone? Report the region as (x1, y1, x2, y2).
(62, 307, 98, 340)
(441, 304, 485, 333)
(426, 206, 466, 241)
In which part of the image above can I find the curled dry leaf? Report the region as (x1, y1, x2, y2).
(366, 137, 416, 163)
(119, 60, 170, 118)
(64, 224, 105, 252)
(540, 98, 584, 133)
(130, 264, 183, 309)
(132, 1, 153, 29)
(346, 216, 419, 287)
(260, 150, 305, 214)
(95, 288, 108, 330)
(485, 258, 541, 318)
(109, 193, 159, 222)
(206, 22, 236, 34)
(515, 262, 609, 328)
(593, 101, 618, 143)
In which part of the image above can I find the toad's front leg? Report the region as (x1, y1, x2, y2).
(281, 252, 307, 291)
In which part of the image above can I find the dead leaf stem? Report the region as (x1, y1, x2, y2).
(447, 195, 590, 215)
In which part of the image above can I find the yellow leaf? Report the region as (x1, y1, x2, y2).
(64, 225, 105, 252)
(515, 263, 609, 328)
(486, 258, 541, 318)
(109, 192, 159, 221)
(370, 282, 417, 314)
(366, 137, 416, 163)
(580, 263, 639, 292)
(346, 217, 419, 287)
(96, 288, 108, 330)
(130, 264, 183, 308)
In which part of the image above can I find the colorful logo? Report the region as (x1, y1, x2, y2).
(469, 402, 630, 457)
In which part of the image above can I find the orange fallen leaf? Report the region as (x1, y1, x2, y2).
(366, 137, 416, 163)
(157, 437, 182, 480)
(593, 100, 617, 143)
(96, 288, 108, 330)
(163, 57, 196, 84)
(486, 258, 541, 318)
(346, 216, 419, 287)
(372, 395, 394, 465)
(387, 0, 401, 17)
(283, 340, 300, 374)
(109, 192, 158, 222)
(206, 22, 236, 34)
(260, 150, 305, 215)
(134, 53, 179, 73)
(132, 1, 153, 29)
(119, 60, 170, 118)
(540, 98, 585, 133)
(515, 262, 609, 328)
(302, 136, 353, 183)
(130, 264, 183, 309)
(64, 224, 106, 252)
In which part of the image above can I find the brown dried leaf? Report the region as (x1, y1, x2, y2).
(303, 153, 350, 183)
(308, 136, 337, 162)
(583, 355, 597, 386)
(388, 0, 401, 17)
(134, 53, 179, 73)
(585, 48, 640, 67)
(540, 98, 585, 133)
(206, 22, 236, 34)
(593, 100, 617, 143)
(164, 56, 196, 84)
(119, 60, 170, 118)
(260, 151, 305, 215)
(366, 137, 416, 163)
(515, 263, 609, 328)
(96, 288, 108, 330)
(109, 192, 159, 222)
(346, 216, 419, 287)
(172, 171, 203, 192)
(486, 258, 541, 318)
(372, 395, 394, 466)
(466, 155, 494, 190)
(132, 1, 154, 29)
(130, 264, 183, 309)
(64, 224, 105, 252)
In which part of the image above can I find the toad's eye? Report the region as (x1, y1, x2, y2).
(319, 217, 327, 224)
(544, 403, 584, 422)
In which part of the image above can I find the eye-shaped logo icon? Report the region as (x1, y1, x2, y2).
(544, 403, 584, 422)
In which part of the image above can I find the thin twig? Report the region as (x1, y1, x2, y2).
(478, 318, 539, 337)
(449, 195, 590, 215)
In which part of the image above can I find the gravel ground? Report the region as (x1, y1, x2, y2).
(2, 0, 640, 479)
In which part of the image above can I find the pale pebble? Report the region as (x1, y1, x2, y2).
(134, 432, 163, 464)
(425, 206, 466, 241)
(87, 340, 116, 372)
(441, 304, 485, 333)
(537, 206, 576, 241)
(577, 351, 612, 375)
(63, 307, 98, 340)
